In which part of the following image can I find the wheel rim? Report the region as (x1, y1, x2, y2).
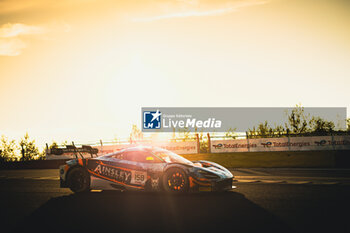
(167, 172, 185, 191)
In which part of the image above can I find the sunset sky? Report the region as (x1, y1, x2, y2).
(0, 0, 349, 148)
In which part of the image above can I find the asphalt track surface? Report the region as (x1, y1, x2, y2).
(1, 169, 350, 233)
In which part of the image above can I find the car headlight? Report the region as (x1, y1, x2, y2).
(197, 169, 220, 179)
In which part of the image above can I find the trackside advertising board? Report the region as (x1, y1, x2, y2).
(96, 141, 198, 155)
(211, 136, 350, 153)
(46, 141, 198, 159)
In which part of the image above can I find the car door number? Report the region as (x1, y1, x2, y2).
(132, 171, 147, 185)
(135, 173, 145, 182)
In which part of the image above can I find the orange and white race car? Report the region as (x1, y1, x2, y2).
(59, 146, 234, 193)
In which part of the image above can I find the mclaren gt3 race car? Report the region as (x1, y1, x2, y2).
(59, 146, 234, 193)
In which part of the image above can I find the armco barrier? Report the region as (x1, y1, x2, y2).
(0, 159, 69, 170)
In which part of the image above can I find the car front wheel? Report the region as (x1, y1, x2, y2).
(162, 168, 189, 193)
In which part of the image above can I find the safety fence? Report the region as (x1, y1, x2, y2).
(45, 132, 350, 160)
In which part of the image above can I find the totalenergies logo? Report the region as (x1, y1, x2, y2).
(213, 143, 223, 149)
(315, 140, 327, 146)
(261, 142, 272, 148)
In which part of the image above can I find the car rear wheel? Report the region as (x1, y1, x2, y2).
(163, 168, 189, 193)
(67, 167, 90, 193)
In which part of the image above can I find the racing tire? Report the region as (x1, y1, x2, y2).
(162, 168, 189, 193)
(67, 167, 90, 193)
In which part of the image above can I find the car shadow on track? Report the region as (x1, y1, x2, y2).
(12, 191, 295, 233)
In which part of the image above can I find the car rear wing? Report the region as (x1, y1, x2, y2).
(46, 142, 99, 159)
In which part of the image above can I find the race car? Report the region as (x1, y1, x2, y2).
(59, 146, 234, 193)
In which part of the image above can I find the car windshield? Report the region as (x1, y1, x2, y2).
(152, 150, 193, 165)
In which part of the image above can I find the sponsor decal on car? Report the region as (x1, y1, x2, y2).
(93, 164, 132, 184)
(151, 177, 160, 190)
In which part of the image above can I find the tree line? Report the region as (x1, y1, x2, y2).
(247, 105, 349, 138)
(0, 132, 44, 163)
